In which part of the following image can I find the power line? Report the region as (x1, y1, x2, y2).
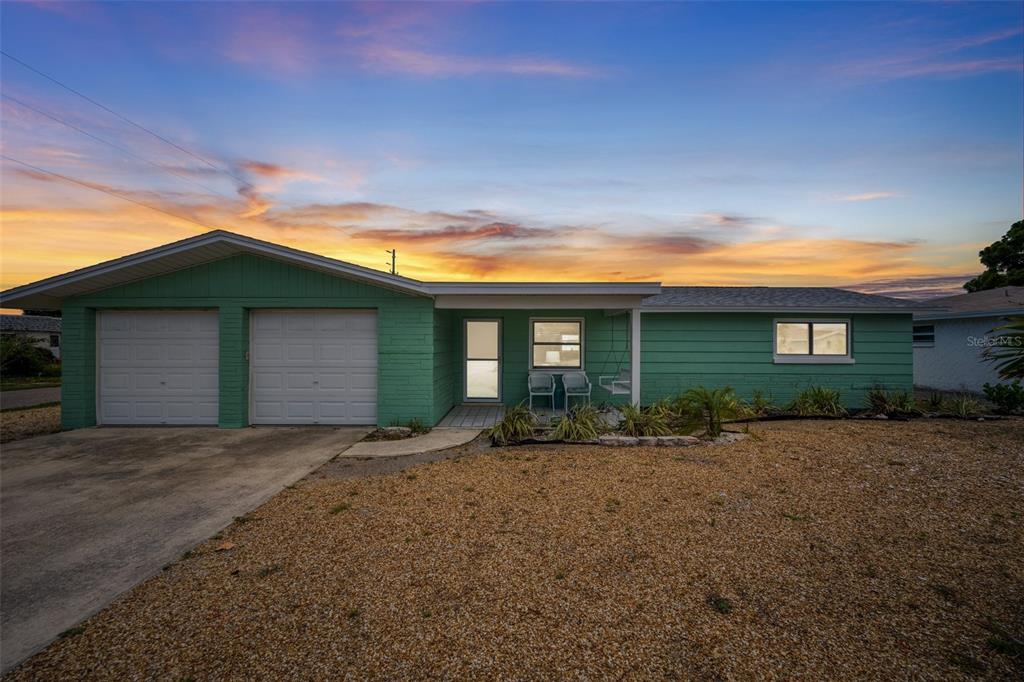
(3, 93, 241, 202)
(0, 50, 254, 189)
(1, 154, 217, 232)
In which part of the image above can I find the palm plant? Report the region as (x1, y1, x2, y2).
(679, 386, 745, 438)
(944, 393, 982, 419)
(488, 402, 537, 445)
(984, 317, 1024, 380)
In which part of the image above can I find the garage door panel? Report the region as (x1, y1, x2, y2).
(98, 311, 219, 425)
(251, 310, 377, 425)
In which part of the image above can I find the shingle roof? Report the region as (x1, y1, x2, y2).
(915, 286, 1024, 320)
(0, 314, 62, 333)
(642, 286, 922, 312)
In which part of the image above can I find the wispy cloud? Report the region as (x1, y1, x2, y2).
(832, 26, 1023, 82)
(835, 191, 901, 202)
(350, 44, 600, 78)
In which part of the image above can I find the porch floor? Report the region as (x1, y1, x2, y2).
(437, 403, 565, 428)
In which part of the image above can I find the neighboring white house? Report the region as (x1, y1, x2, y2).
(0, 314, 62, 360)
(913, 286, 1024, 393)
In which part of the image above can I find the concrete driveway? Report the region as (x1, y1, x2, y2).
(0, 426, 369, 673)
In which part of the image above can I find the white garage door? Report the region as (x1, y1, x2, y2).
(98, 311, 219, 425)
(250, 310, 378, 425)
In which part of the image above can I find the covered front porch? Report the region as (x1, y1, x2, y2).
(432, 305, 642, 423)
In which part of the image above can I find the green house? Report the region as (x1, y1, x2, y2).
(0, 231, 921, 429)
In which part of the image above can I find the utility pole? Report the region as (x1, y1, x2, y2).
(385, 249, 397, 275)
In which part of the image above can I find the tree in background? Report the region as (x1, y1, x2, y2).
(963, 220, 1024, 292)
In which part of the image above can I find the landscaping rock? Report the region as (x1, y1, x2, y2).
(382, 426, 413, 438)
(657, 435, 700, 446)
(638, 436, 659, 446)
(598, 434, 639, 447)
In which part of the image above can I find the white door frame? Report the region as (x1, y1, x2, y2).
(463, 318, 502, 403)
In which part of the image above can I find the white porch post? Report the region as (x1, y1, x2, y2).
(630, 307, 641, 405)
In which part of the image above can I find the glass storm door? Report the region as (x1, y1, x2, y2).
(465, 320, 500, 401)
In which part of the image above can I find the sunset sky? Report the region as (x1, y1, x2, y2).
(1, 1, 1022, 301)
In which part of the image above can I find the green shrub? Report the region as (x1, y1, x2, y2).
(617, 403, 671, 437)
(945, 393, 983, 419)
(788, 386, 847, 417)
(551, 404, 603, 442)
(488, 402, 537, 445)
(865, 386, 919, 415)
(679, 386, 745, 438)
(0, 336, 54, 377)
(925, 391, 944, 411)
(747, 389, 775, 416)
(982, 380, 1024, 414)
(406, 417, 430, 434)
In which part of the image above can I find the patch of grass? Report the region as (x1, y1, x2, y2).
(0, 400, 60, 413)
(57, 625, 85, 639)
(707, 594, 732, 614)
(181, 550, 194, 560)
(233, 514, 253, 525)
(329, 503, 350, 514)
(406, 417, 430, 435)
(257, 564, 282, 578)
(555, 570, 566, 580)
(887, 459, 907, 466)
(406, 473, 417, 481)
(347, 607, 361, 619)
(604, 498, 621, 513)
(782, 513, 807, 522)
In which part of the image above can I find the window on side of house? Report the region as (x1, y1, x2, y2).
(774, 320, 851, 362)
(49, 334, 60, 348)
(912, 324, 935, 347)
(531, 319, 583, 369)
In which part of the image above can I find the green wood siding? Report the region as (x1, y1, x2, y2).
(61, 254, 435, 429)
(59, 306, 96, 429)
(640, 313, 913, 407)
(432, 309, 458, 423)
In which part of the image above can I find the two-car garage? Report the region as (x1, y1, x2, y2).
(97, 310, 378, 426)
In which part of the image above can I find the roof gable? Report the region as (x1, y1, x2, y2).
(0, 230, 430, 309)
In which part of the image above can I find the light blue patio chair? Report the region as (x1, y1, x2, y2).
(562, 371, 592, 412)
(528, 372, 556, 410)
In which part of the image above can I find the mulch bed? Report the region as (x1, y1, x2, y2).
(7, 420, 1023, 680)
(0, 405, 61, 443)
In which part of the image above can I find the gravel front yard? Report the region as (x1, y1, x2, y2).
(0, 405, 61, 443)
(8, 420, 1023, 680)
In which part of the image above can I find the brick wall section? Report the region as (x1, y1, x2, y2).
(59, 306, 96, 429)
(62, 254, 437, 429)
(218, 306, 249, 428)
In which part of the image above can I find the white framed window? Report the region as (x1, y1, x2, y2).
(912, 324, 935, 347)
(773, 319, 853, 364)
(530, 318, 583, 369)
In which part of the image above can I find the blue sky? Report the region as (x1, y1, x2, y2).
(1, 1, 1021, 295)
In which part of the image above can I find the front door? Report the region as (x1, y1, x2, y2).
(465, 319, 501, 401)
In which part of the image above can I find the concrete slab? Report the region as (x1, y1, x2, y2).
(0, 425, 369, 674)
(1, 386, 60, 411)
(342, 428, 482, 458)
